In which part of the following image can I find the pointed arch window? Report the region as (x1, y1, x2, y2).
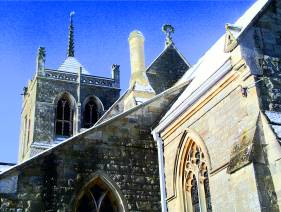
(83, 97, 99, 128)
(76, 178, 119, 212)
(183, 140, 212, 212)
(55, 95, 73, 137)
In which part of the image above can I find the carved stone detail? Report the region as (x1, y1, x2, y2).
(44, 70, 116, 88)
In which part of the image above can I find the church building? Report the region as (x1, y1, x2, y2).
(1, 0, 281, 211)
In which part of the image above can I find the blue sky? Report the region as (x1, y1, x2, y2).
(0, 1, 255, 163)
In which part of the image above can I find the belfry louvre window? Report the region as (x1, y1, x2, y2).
(55, 95, 73, 137)
(83, 97, 99, 128)
(183, 141, 212, 212)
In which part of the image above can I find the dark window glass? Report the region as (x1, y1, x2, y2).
(83, 97, 99, 128)
(77, 183, 117, 212)
(204, 171, 212, 212)
(55, 95, 73, 137)
(64, 103, 71, 121)
(191, 175, 200, 212)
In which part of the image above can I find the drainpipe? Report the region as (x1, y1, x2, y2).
(152, 131, 168, 212)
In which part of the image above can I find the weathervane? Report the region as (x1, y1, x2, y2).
(162, 24, 175, 47)
(67, 11, 75, 57)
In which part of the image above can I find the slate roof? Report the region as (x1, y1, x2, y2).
(146, 43, 191, 94)
(58, 56, 89, 74)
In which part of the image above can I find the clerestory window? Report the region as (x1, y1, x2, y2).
(55, 95, 73, 137)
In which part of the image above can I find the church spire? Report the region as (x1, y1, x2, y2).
(67, 11, 75, 57)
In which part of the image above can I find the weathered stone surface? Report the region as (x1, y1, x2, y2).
(19, 69, 120, 161)
(0, 82, 185, 211)
(162, 1, 281, 211)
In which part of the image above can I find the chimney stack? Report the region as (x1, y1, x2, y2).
(124, 30, 155, 110)
(128, 30, 147, 88)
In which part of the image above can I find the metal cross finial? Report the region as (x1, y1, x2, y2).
(162, 24, 175, 46)
(70, 11, 75, 17)
(67, 11, 75, 57)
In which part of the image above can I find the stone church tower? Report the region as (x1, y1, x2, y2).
(18, 13, 120, 162)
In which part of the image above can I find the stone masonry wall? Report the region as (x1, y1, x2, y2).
(33, 77, 120, 143)
(161, 1, 281, 211)
(18, 78, 38, 161)
(241, 0, 281, 111)
(240, 0, 281, 209)
(162, 68, 263, 211)
(0, 113, 160, 211)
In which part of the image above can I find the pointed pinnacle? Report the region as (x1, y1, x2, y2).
(67, 11, 75, 57)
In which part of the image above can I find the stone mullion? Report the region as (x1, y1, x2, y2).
(198, 175, 207, 212)
(184, 174, 194, 212)
(185, 190, 193, 212)
(62, 100, 66, 135)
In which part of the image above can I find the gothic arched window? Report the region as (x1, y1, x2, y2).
(55, 94, 73, 137)
(76, 178, 119, 212)
(83, 97, 99, 128)
(183, 140, 212, 212)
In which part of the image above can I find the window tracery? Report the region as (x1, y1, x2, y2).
(183, 140, 212, 212)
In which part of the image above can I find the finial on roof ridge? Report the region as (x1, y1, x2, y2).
(162, 24, 175, 47)
(67, 11, 75, 57)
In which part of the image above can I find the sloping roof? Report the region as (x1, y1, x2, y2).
(0, 163, 15, 174)
(146, 43, 191, 94)
(155, 0, 271, 132)
(0, 81, 189, 178)
(58, 56, 89, 74)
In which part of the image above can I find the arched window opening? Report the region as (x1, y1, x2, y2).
(83, 97, 99, 128)
(55, 95, 73, 137)
(76, 178, 119, 212)
(182, 140, 212, 212)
